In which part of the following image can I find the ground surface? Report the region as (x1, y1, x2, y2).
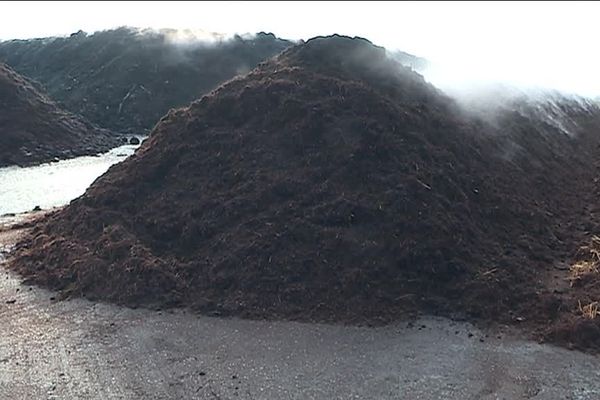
(2, 220, 600, 400)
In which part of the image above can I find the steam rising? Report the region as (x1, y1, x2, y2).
(1, 1, 598, 99)
(157, 28, 228, 45)
(421, 58, 600, 100)
(419, 63, 600, 138)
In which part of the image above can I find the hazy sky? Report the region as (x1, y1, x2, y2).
(1, 1, 599, 96)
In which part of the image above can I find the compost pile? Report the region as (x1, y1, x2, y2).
(0, 63, 120, 167)
(0, 28, 292, 133)
(10, 35, 600, 350)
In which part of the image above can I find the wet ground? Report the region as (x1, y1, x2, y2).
(0, 142, 140, 215)
(1, 219, 600, 399)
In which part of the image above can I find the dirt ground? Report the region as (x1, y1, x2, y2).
(2, 218, 600, 399)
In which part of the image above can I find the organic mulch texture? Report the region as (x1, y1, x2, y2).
(8, 35, 600, 351)
(0, 63, 121, 167)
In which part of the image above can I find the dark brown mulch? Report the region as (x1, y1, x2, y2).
(0, 63, 120, 167)
(9, 35, 600, 351)
(0, 29, 293, 134)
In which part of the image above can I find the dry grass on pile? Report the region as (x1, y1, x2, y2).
(569, 235, 600, 286)
(578, 300, 600, 320)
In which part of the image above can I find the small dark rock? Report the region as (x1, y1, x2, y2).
(129, 137, 141, 145)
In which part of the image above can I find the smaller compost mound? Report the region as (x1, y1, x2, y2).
(8, 36, 600, 349)
(0, 63, 120, 167)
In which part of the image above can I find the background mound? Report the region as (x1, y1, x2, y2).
(9, 36, 600, 350)
(0, 63, 120, 167)
(0, 28, 293, 134)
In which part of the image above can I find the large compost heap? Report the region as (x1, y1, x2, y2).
(10, 35, 600, 351)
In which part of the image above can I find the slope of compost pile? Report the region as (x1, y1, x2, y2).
(0, 63, 121, 167)
(0, 28, 293, 134)
(8, 35, 600, 350)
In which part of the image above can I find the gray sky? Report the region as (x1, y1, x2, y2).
(1, 1, 599, 96)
